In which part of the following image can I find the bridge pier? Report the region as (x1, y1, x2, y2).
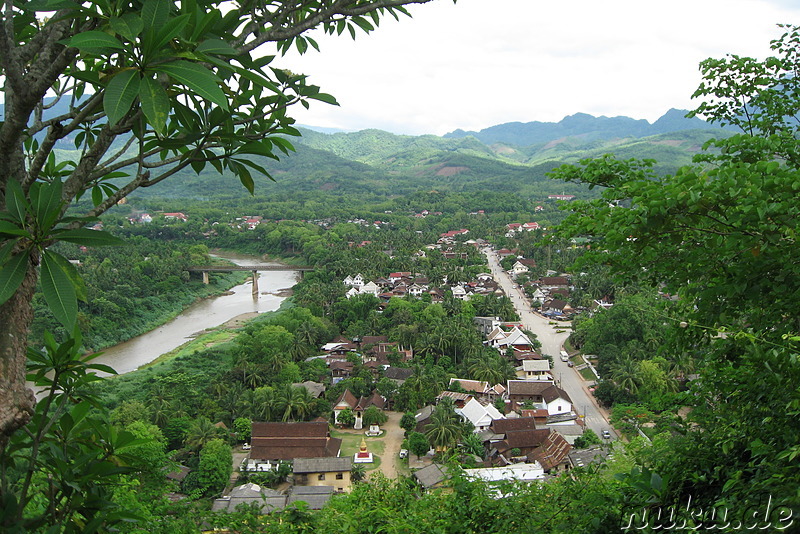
(252, 270, 258, 296)
(202, 272, 210, 285)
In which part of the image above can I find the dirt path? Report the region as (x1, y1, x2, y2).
(376, 411, 405, 479)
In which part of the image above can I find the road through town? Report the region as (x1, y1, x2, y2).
(483, 249, 611, 438)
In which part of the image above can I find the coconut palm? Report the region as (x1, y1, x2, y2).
(609, 356, 643, 395)
(424, 403, 463, 453)
(468, 355, 512, 386)
(252, 386, 276, 421)
(184, 417, 222, 451)
(275, 385, 312, 422)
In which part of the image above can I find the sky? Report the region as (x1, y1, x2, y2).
(274, 0, 800, 136)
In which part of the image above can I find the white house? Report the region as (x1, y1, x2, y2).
(451, 285, 467, 300)
(517, 359, 553, 381)
(488, 326, 534, 352)
(455, 397, 505, 432)
(351, 274, 365, 289)
(408, 283, 427, 297)
(360, 281, 380, 297)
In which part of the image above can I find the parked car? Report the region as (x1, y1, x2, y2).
(399, 449, 408, 459)
(242, 443, 251, 450)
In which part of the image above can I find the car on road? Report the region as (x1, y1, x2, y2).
(602, 430, 612, 440)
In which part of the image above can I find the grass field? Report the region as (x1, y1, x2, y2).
(332, 430, 385, 471)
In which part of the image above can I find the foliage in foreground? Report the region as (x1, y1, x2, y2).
(550, 24, 800, 514)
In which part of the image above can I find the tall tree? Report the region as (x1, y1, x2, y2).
(550, 24, 800, 513)
(0, 0, 452, 443)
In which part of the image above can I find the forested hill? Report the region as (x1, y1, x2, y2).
(110, 110, 733, 204)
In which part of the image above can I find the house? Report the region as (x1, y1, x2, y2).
(332, 389, 358, 425)
(474, 316, 502, 336)
(249, 421, 341, 462)
(293, 457, 353, 493)
(487, 326, 534, 352)
(287, 486, 336, 510)
(516, 359, 553, 381)
(408, 283, 427, 297)
(506, 381, 573, 417)
(360, 281, 380, 297)
(163, 212, 188, 221)
(436, 390, 473, 408)
(351, 274, 365, 289)
(456, 397, 505, 432)
(449, 378, 505, 401)
(511, 258, 537, 277)
(329, 361, 354, 380)
(388, 272, 411, 283)
(487, 427, 572, 473)
(568, 445, 613, 469)
(211, 483, 287, 513)
(542, 299, 572, 317)
(292, 381, 326, 399)
(451, 285, 468, 300)
(547, 194, 575, 201)
(521, 222, 541, 232)
(212, 484, 336, 514)
(333, 389, 385, 429)
(464, 462, 546, 483)
(413, 464, 450, 490)
(540, 276, 570, 288)
(384, 367, 414, 385)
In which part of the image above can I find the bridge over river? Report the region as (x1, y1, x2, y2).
(188, 265, 314, 295)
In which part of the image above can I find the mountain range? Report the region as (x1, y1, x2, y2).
(24, 105, 736, 202)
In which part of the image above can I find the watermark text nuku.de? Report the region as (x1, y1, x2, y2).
(623, 495, 794, 531)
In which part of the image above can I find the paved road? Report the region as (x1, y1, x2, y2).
(483, 248, 612, 438)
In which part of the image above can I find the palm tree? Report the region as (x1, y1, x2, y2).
(424, 404, 463, 453)
(252, 386, 276, 421)
(610, 356, 643, 394)
(184, 417, 222, 451)
(275, 385, 312, 422)
(468, 355, 511, 386)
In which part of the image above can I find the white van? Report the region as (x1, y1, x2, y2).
(560, 351, 569, 362)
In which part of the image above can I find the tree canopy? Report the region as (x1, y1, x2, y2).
(0, 0, 451, 442)
(550, 23, 800, 513)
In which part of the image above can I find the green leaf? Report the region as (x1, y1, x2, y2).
(141, 0, 170, 34)
(140, 77, 170, 135)
(110, 14, 143, 41)
(310, 92, 338, 106)
(152, 13, 190, 51)
(40, 250, 77, 330)
(196, 38, 238, 57)
(104, 69, 141, 125)
(67, 31, 126, 53)
(0, 252, 29, 306)
(54, 228, 125, 247)
(154, 61, 228, 110)
(4, 180, 29, 224)
(0, 220, 28, 238)
(28, 179, 63, 231)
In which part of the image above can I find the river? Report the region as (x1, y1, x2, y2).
(90, 252, 300, 375)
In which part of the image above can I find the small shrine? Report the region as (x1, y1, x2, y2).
(365, 424, 382, 437)
(354, 436, 374, 464)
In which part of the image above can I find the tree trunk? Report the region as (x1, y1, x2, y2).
(0, 257, 38, 445)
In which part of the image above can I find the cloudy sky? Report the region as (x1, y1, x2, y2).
(275, 0, 800, 136)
